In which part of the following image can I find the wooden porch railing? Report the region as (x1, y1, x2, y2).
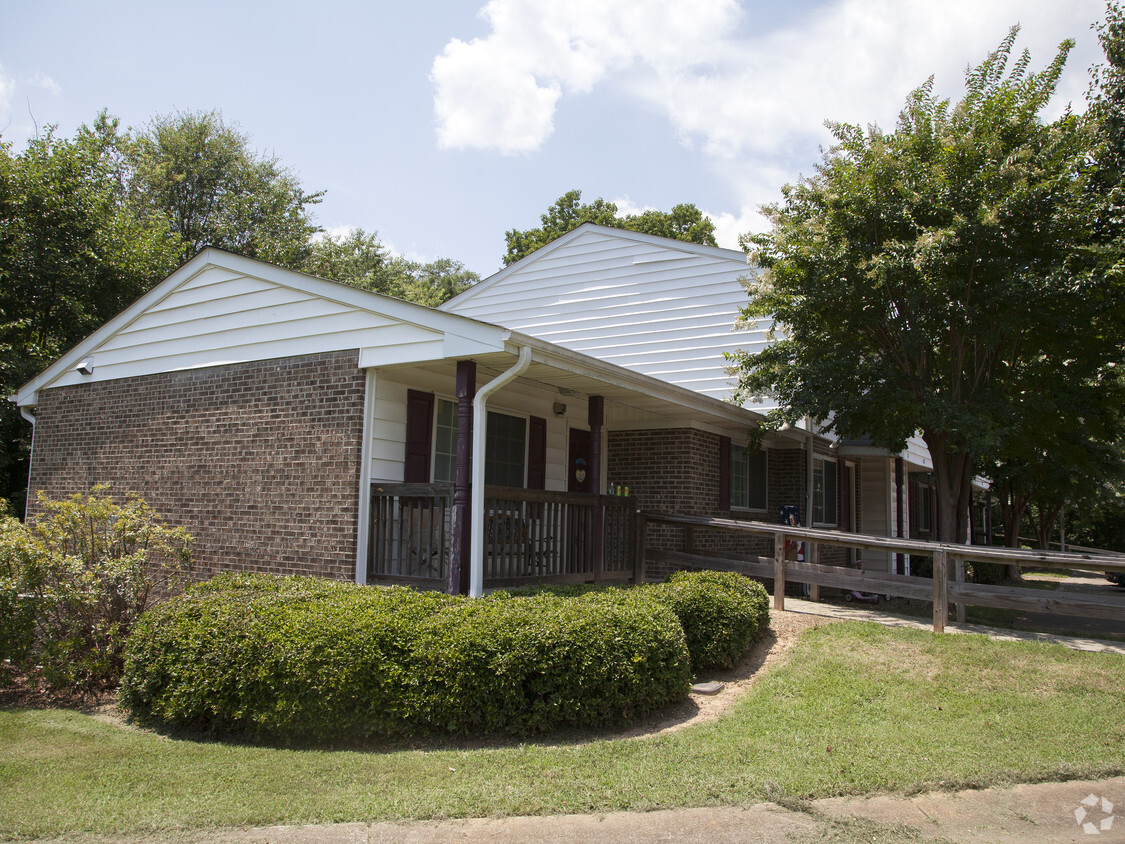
(642, 513, 1125, 634)
(368, 483, 641, 590)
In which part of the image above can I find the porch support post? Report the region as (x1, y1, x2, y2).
(589, 395, 604, 582)
(450, 360, 476, 596)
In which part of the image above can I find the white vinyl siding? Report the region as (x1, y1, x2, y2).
(443, 229, 769, 405)
(43, 265, 449, 390)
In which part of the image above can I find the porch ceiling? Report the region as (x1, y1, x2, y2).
(404, 344, 767, 438)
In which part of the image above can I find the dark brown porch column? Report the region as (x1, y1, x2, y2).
(450, 360, 476, 595)
(589, 395, 604, 582)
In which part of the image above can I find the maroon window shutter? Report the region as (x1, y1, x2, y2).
(718, 436, 731, 510)
(404, 390, 434, 483)
(527, 416, 547, 490)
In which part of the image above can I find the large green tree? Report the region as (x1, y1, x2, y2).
(126, 110, 323, 266)
(729, 29, 1117, 545)
(0, 116, 182, 515)
(305, 227, 478, 305)
(503, 190, 717, 265)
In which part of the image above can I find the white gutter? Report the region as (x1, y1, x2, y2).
(469, 345, 533, 597)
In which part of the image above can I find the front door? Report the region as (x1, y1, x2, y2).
(568, 428, 592, 493)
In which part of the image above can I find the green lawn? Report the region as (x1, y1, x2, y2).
(2, 621, 1124, 839)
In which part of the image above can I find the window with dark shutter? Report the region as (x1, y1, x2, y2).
(527, 416, 546, 490)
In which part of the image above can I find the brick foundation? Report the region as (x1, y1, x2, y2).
(27, 351, 367, 582)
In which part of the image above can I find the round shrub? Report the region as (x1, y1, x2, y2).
(649, 570, 770, 673)
(120, 573, 690, 743)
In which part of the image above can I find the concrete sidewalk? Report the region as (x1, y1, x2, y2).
(71, 776, 1125, 843)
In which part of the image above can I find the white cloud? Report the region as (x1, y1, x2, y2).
(433, 0, 1105, 241)
(430, 0, 741, 153)
(26, 72, 61, 96)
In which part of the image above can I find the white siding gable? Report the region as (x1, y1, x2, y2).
(442, 227, 765, 403)
(18, 250, 508, 403)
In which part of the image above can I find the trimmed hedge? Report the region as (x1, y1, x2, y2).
(511, 572, 772, 673)
(119, 573, 690, 742)
(650, 571, 771, 672)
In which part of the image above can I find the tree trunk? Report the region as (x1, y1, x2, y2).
(924, 432, 973, 544)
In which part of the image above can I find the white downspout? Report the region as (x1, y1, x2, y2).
(19, 405, 36, 522)
(469, 346, 533, 597)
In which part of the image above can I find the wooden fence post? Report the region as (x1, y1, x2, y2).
(933, 548, 948, 633)
(808, 541, 819, 602)
(774, 531, 786, 611)
(633, 510, 647, 585)
(953, 556, 965, 624)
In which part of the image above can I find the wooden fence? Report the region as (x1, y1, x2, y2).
(642, 513, 1125, 633)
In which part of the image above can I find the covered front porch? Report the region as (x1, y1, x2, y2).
(355, 329, 771, 595)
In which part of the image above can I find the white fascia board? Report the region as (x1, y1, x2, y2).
(16, 248, 512, 406)
(440, 223, 749, 311)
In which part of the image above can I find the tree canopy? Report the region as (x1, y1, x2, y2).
(126, 110, 323, 267)
(306, 227, 479, 306)
(0, 111, 476, 514)
(503, 190, 717, 265)
(728, 28, 1120, 545)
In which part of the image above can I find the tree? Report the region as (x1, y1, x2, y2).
(728, 29, 1116, 547)
(126, 110, 323, 267)
(503, 189, 717, 265)
(0, 116, 181, 516)
(305, 227, 479, 306)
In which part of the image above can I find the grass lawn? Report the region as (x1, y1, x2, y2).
(2, 621, 1124, 839)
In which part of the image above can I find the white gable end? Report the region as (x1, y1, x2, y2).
(18, 251, 511, 404)
(442, 227, 767, 403)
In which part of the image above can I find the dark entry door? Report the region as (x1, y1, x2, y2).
(568, 428, 592, 493)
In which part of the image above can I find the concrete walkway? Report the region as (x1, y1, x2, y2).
(781, 596, 1125, 655)
(67, 776, 1125, 843)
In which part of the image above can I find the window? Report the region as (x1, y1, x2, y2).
(433, 399, 457, 483)
(484, 410, 526, 487)
(407, 391, 543, 489)
(730, 446, 768, 511)
(812, 457, 837, 525)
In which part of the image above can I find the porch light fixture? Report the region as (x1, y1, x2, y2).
(75, 358, 94, 376)
(553, 402, 567, 417)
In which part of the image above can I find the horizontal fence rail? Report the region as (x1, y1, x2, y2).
(643, 512, 1125, 633)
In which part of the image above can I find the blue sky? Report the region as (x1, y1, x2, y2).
(0, 0, 1108, 277)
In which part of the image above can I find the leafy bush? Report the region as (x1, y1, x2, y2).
(649, 570, 770, 672)
(0, 485, 192, 694)
(120, 573, 690, 742)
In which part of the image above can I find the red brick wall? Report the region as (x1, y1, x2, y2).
(608, 428, 772, 577)
(608, 430, 848, 577)
(27, 351, 366, 582)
